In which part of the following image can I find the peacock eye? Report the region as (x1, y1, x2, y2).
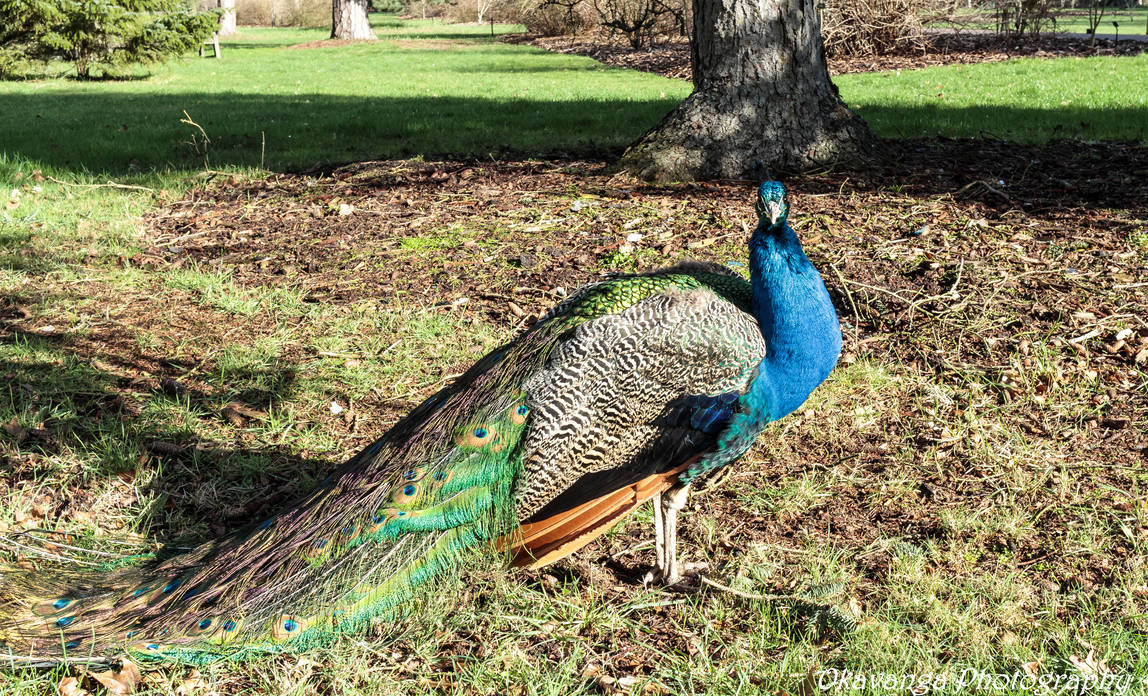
(198, 619, 212, 630)
(283, 619, 299, 632)
(55, 616, 74, 627)
(457, 424, 496, 447)
(393, 483, 419, 505)
(509, 402, 530, 425)
(52, 598, 71, 610)
(222, 620, 237, 632)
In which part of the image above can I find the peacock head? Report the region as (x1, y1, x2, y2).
(754, 181, 789, 229)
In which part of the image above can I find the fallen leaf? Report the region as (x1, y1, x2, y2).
(4, 419, 29, 442)
(147, 440, 185, 455)
(90, 659, 142, 695)
(1068, 650, 1110, 678)
(175, 668, 209, 695)
(160, 377, 187, 396)
(58, 676, 90, 696)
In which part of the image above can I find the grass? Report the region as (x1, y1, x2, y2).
(2, 12, 1146, 187)
(0, 14, 685, 178)
(836, 53, 1148, 143)
(2, 11, 1147, 696)
(933, 5, 1148, 35)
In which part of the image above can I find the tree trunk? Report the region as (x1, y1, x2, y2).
(620, 0, 873, 181)
(218, 0, 236, 36)
(332, 0, 376, 40)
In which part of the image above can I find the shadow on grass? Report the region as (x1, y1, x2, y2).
(0, 303, 334, 543)
(828, 136, 1148, 216)
(0, 91, 679, 176)
(3, 86, 1146, 200)
(855, 102, 1148, 145)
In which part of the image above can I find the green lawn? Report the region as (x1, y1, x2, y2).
(0, 15, 686, 178)
(2, 13, 1145, 187)
(933, 5, 1147, 35)
(837, 54, 1148, 143)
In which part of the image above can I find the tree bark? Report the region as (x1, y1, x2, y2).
(218, 0, 236, 36)
(332, 0, 376, 40)
(619, 0, 873, 181)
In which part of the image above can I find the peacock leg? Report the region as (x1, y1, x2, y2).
(645, 484, 691, 585)
(653, 491, 667, 578)
(659, 484, 691, 584)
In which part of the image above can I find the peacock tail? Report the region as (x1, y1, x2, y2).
(1, 263, 773, 667)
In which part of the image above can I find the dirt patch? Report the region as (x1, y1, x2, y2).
(385, 38, 470, 50)
(129, 138, 1148, 600)
(504, 31, 1147, 81)
(286, 38, 381, 49)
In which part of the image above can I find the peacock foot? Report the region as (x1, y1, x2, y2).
(642, 560, 708, 589)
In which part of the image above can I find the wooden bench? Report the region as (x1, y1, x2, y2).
(199, 32, 220, 59)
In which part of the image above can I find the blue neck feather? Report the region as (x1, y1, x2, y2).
(680, 213, 842, 483)
(744, 219, 842, 423)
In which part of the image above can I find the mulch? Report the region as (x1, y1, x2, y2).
(504, 30, 1147, 81)
(122, 135, 1148, 590)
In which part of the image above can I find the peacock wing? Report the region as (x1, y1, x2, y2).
(509, 287, 767, 565)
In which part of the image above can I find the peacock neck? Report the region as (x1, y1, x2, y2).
(746, 221, 842, 422)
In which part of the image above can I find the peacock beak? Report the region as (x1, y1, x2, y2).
(768, 200, 783, 226)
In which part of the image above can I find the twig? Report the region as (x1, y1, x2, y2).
(153, 229, 209, 247)
(45, 176, 155, 193)
(317, 350, 363, 359)
(621, 598, 688, 615)
(611, 540, 654, 559)
(377, 373, 463, 402)
(14, 531, 120, 558)
(828, 262, 861, 328)
(0, 535, 99, 566)
(838, 278, 939, 318)
(699, 575, 782, 601)
(1068, 328, 1101, 344)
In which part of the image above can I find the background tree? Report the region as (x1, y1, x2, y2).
(332, 0, 375, 39)
(619, 0, 874, 181)
(0, 0, 217, 79)
(218, 0, 236, 34)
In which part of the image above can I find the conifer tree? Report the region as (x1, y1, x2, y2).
(0, 0, 217, 79)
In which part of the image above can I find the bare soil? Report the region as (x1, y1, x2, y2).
(504, 31, 1147, 81)
(132, 138, 1148, 591)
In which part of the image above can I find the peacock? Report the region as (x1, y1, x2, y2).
(0, 181, 841, 667)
